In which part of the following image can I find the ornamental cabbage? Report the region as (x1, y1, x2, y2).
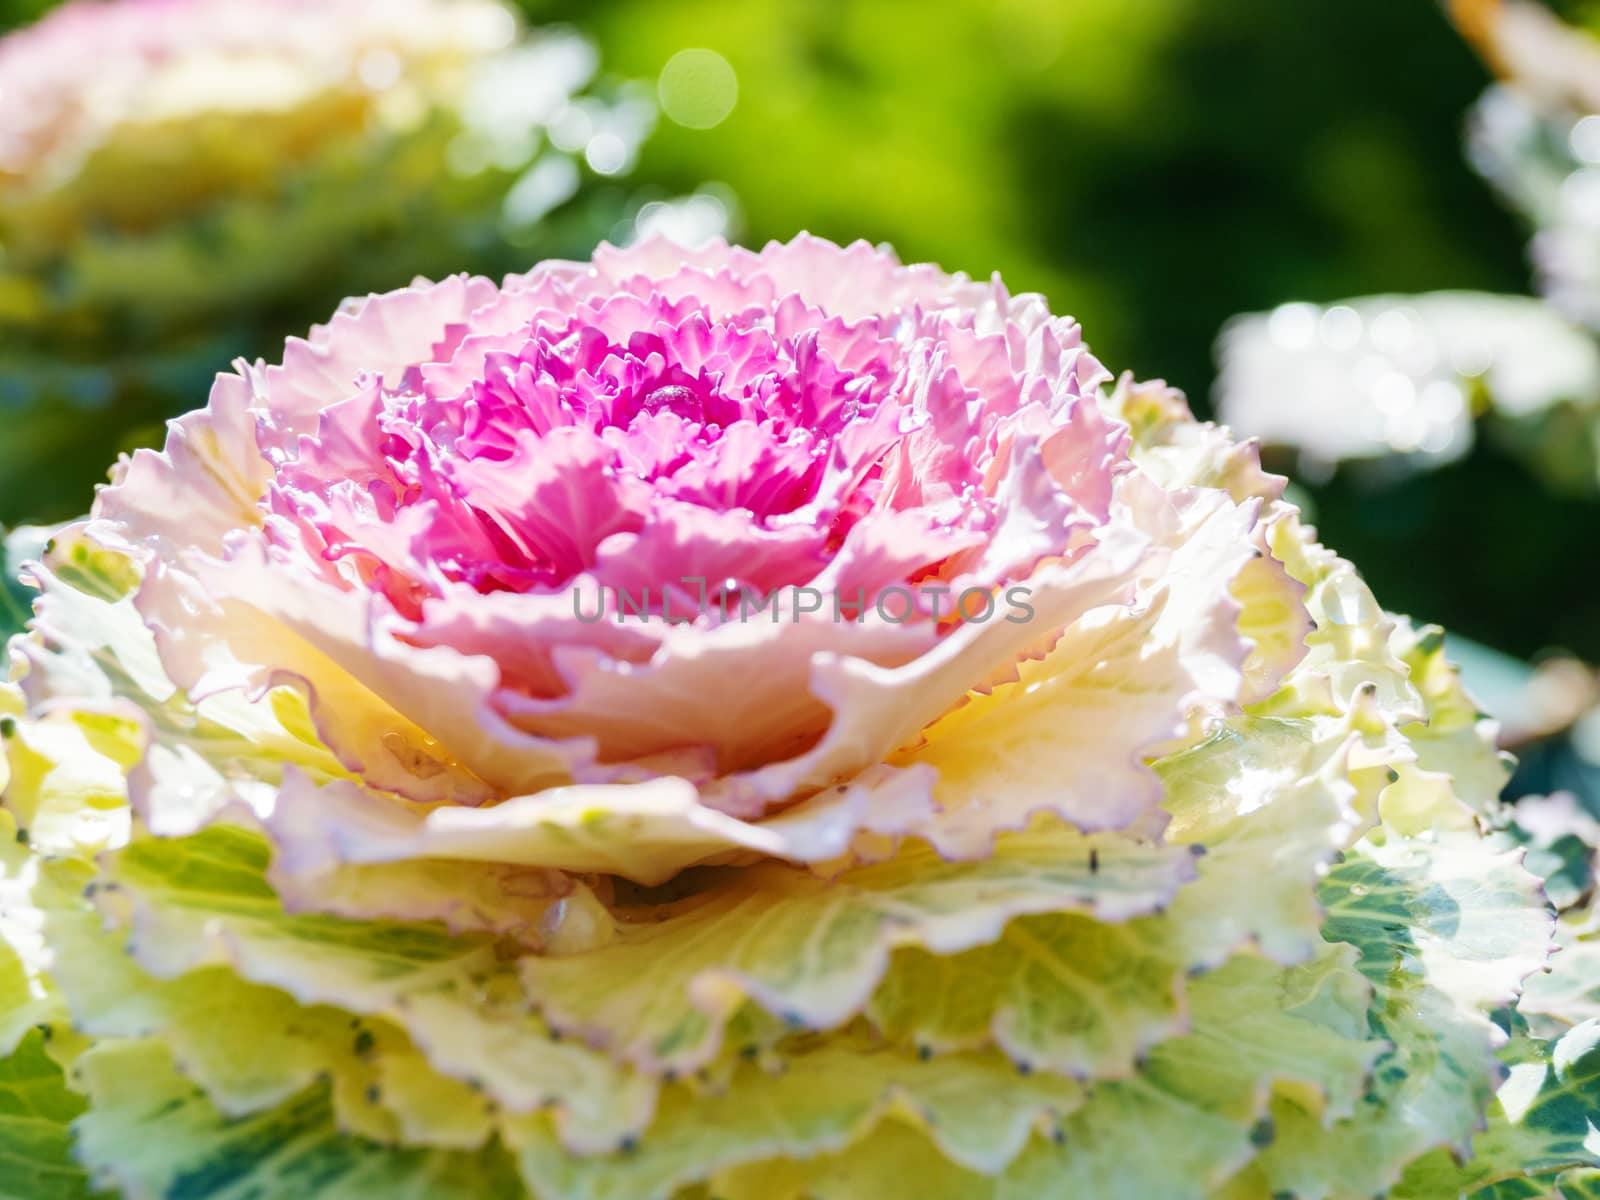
(0, 0, 667, 521)
(0, 234, 1589, 1198)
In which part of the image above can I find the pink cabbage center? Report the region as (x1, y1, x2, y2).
(267, 290, 1113, 645)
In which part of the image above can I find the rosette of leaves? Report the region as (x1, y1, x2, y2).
(0, 234, 1587, 1198)
(0, 0, 659, 522)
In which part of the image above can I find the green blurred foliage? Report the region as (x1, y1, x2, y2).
(0, 0, 51, 26)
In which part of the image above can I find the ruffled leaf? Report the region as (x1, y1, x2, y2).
(0, 807, 58, 1054)
(35, 856, 490, 1149)
(865, 911, 1184, 1078)
(0, 1030, 96, 1200)
(900, 491, 1270, 854)
(505, 1032, 1082, 1200)
(0, 707, 138, 861)
(710, 946, 1379, 1200)
(85, 826, 655, 1153)
(1394, 1024, 1600, 1200)
(517, 827, 1197, 1076)
(72, 1039, 522, 1200)
(865, 702, 1373, 1079)
(1248, 834, 1553, 1198)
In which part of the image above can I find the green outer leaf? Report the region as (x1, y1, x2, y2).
(507, 1032, 1083, 1200)
(1522, 910, 1600, 1031)
(516, 827, 1196, 1076)
(71, 1039, 522, 1200)
(1394, 625, 1514, 823)
(857, 708, 1363, 1083)
(1251, 834, 1553, 1199)
(36, 854, 491, 1150)
(708, 1110, 1246, 1200)
(1323, 833, 1552, 1023)
(1, 808, 59, 1055)
(90, 825, 656, 1154)
(1171, 947, 1381, 1126)
(865, 910, 1185, 1077)
(0, 1030, 95, 1200)
(0, 707, 138, 860)
(1550, 1169, 1600, 1199)
(21, 540, 350, 833)
(1395, 1023, 1600, 1200)
(708, 993, 1323, 1200)
(1157, 711, 1359, 966)
(696, 946, 1379, 1200)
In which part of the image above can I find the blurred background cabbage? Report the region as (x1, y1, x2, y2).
(2, 0, 1596, 788)
(0, 0, 691, 520)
